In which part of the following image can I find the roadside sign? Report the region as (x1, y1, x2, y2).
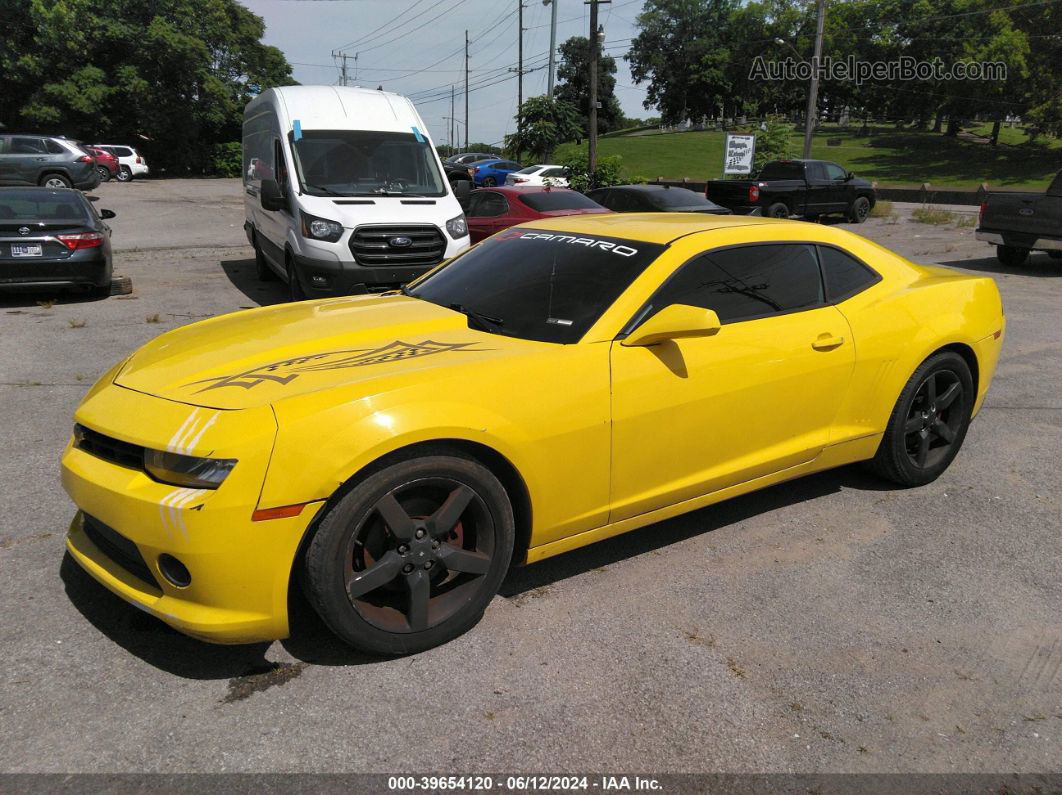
(723, 134, 756, 175)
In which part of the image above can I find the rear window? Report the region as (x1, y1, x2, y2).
(110, 147, 133, 157)
(645, 187, 711, 208)
(518, 191, 604, 212)
(514, 166, 543, 175)
(758, 161, 806, 180)
(0, 191, 88, 222)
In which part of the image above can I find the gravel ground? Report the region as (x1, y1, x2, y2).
(0, 179, 1058, 775)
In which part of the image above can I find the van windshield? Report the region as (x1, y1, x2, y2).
(289, 130, 446, 197)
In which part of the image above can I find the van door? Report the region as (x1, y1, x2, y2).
(257, 138, 294, 269)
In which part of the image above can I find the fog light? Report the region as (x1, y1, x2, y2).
(158, 554, 192, 588)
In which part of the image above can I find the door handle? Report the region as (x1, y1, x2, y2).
(812, 334, 845, 351)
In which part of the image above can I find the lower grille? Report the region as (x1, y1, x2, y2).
(349, 225, 445, 268)
(82, 514, 160, 590)
(74, 424, 144, 471)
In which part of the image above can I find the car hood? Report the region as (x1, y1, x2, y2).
(114, 295, 541, 410)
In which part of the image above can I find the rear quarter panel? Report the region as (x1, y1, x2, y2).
(829, 262, 1004, 444)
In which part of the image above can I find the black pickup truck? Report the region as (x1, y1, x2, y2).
(976, 170, 1062, 266)
(705, 159, 876, 222)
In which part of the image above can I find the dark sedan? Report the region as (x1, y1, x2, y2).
(0, 187, 115, 294)
(586, 184, 732, 215)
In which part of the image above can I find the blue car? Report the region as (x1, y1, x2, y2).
(471, 158, 522, 187)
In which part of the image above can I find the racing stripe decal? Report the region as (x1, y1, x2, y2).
(167, 409, 200, 453)
(181, 412, 219, 455)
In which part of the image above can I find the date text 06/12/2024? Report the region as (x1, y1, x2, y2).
(387, 776, 663, 791)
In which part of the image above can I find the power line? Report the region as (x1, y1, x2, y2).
(332, 0, 432, 53)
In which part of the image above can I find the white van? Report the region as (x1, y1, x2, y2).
(242, 85, 470, 299)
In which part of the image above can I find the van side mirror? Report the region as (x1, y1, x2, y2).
(100, 209, 116, 219)
(260, 178, 287, 212)
(622, 305, 722, 347)
(453, 179, 472, 203)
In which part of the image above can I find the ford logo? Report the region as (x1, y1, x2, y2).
(388, 236, 413, 248)
(18, 226, 30, 236)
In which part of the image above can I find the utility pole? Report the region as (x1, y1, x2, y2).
(545, 0, 558, 97)
(517, 0, 524, 160)
(450, 85, 455, 151)
(464, 29, 469, 152)
(333, 51, 348, 86)
(586, 0, 609, 180)
(802, 0, 826, 158)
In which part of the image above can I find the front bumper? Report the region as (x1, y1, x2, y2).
(60, 383, 321, 644)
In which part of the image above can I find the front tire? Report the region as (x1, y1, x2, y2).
(252, 233, 277, 281)
(847, 196, 871, 223)
(996, 245, 1028, 267)
(303, 454, 516, 655)
(286, 255, 307, 301)
(870, 351, 974, 487)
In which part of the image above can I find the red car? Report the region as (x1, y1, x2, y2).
(464, 186, 612, 244)
(86, 146, 119, 182)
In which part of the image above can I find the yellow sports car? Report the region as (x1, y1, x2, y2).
(61, 214, 1004, 654)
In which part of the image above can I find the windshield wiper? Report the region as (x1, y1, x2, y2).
(447, 303, 504, 331)
(302, 183, 343, 196)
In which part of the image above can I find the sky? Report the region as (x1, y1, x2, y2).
(244, 0, 650, 148)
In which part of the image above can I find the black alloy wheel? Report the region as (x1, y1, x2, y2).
(766, 202, 789, 219)
(848, 196, 871, 223)
(304, 455, 515, 654)
(870, 351, 973, 486)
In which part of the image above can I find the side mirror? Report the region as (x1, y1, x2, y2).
(845, 172, 854, 181)
(100, 208, 116, 219)
(622, 305, 722, 347)
(453, 179, 472, 203)
(260, 178, 287, 212)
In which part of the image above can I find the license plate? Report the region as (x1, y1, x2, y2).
(11, 244, 43, 258)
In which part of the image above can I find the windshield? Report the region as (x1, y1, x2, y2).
(409, 228, 665, 344)
(290, 130, 446, 197)
(646, 188, 711, 208)
(518, 191, 606, 212)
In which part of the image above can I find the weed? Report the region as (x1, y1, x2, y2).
(955, 214, 976, 228)
(67, 319, 87, 329)
(912, 205, 956, 225)
(145, 313, 161, 324)
(869, 199, 893, 218)
(37, 300, 55, 309)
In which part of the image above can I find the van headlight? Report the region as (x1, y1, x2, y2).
(144, 449, 237, 489)
(300, 211, 344, 242)
(445, 214, 468, 239)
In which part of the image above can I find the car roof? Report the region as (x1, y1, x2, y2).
(480, 186, 576, 196)
(599, 184, 698, 193)
(521, 212, 786, 244)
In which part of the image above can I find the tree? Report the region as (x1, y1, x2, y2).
(0, 0, 294, 174)
(627, 0, 739, 124)
(504, 96, 582, 162)
(554, 36, 625, 136)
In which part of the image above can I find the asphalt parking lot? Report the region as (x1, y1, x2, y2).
(0, 178, 1059, 774)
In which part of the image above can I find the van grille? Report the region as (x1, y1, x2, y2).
(349, 225, 446, 268)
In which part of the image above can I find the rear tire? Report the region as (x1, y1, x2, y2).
(116, 166, 132, 183)
(482, 177, 497, 187)
(996, 245, 1028, 267)
(96, 166, 111, 183)
(766, 202, 789, 219)
(870, 351, 974, 487)
(303, 454, 515, 655)
(40, 173, 72, 189)
(847, 196, 871, 223)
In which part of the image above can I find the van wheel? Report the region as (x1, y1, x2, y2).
(766, 202, 789, 219)
(287, 256, 307, 301)
(116, 166, 132, 183)
(253, 235, 277, 281)
(996, 245, 1028, 267)
(40, 173, 72, 189)
(303, 454, 515, 655)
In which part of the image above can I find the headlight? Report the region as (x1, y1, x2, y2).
(445, 214, 468, 239)
(144, 449, 237, 489)
(300, 211, 344, 242)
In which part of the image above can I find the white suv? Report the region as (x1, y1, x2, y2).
(92, 144, 149, 181)
(505, 164, 570, 187)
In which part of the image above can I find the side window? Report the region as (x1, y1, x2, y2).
(824, 162, 848, 181)
(273, 139, 289, 191)
(11, 137, 46, 154)
(541, 168, 563, 178)
(806, 162, 826, 181)
(639, 244, 824, 325)
(45, 139, 66, 154)
(466, 192, 487, 217)
(0, 137, 9, 154)
(817, 245, 880, 302)
(477, 192, 509, 217)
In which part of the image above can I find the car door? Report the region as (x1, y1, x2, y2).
(465, 191, 511, 242)
(8, 137, 50, 184)
(822, 161, 852, 212)
(609, 242, 855, 522)
(803, 161, 832, 215)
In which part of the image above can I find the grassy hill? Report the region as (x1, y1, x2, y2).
(554, 124, 1062, 189)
